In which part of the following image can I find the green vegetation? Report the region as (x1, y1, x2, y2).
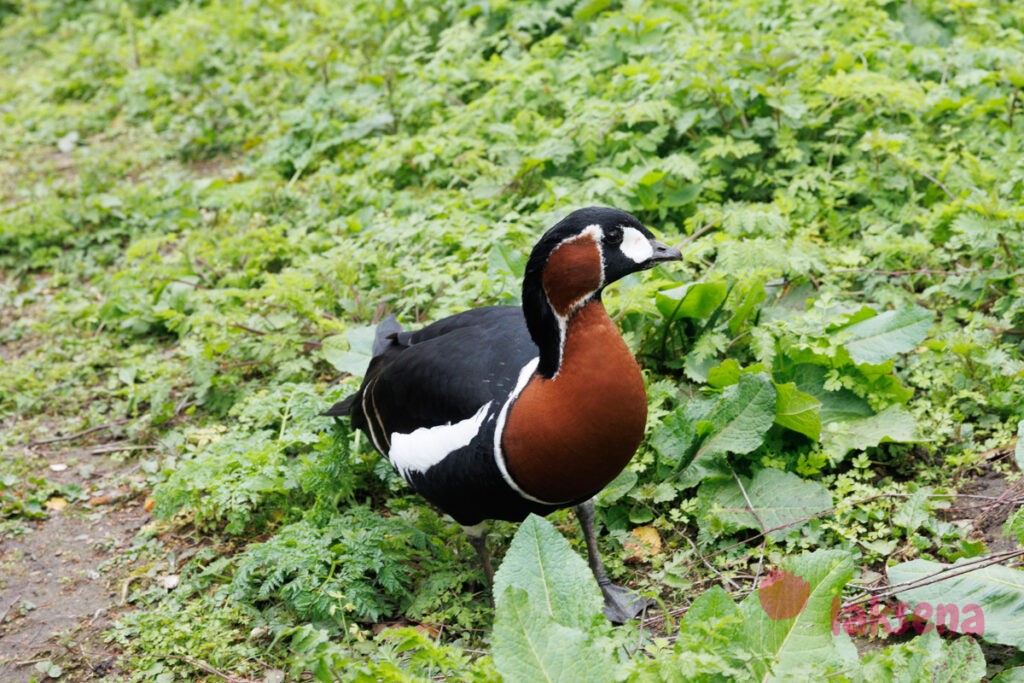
(2, 0, 1023, 679)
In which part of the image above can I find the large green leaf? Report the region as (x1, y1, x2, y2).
(739, 550, 855, 681)
(773, 382, 822, 440)
(493, 515, 604, 630)
(838, 306, 935, 366)
(698, 468, 832, 541)
(493, 587, 617, 683)
(492, 516, 617, 682)
(696, 373, 777, 460)
(889, 558, 1024, 648)
(821, 404, 919, 460)
(656, 282, 729, 321)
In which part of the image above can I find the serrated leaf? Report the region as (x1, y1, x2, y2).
(839, 306, 935, 366)
(651, 406, 700, 469)
(493, 587, 616, 683)
(493, 515, 603, 630)
(859, 630, 984, 683)
(595, 468, 637, 505)
(656, 282, 729, 321)
(889, 558, 1024, 648)
(892, 487, 933, 535)
(698, 468, 832, 540)
(696, 373, 777, 460)
(739, 549, 855, 680)
(821, 404, 920, 460)
(773, 382, 822, 440)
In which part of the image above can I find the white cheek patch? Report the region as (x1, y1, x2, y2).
(389, 401, 492, 478)
(619, 227, 653, 263)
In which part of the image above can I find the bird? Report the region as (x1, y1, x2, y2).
(324, 206, 682, 622)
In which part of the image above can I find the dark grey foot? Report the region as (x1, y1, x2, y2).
(599, 579, 652, 623)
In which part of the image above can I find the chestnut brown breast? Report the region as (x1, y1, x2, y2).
(501, 300, 647, 503)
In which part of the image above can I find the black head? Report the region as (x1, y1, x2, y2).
(522, 207, 681, 376)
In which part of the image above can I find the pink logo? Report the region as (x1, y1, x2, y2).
(831, 597, 985, 637)
(756, 571, 986, 636)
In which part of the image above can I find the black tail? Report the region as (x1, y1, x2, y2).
(323, 315, 404, 417)
(323, 393, 357, 417)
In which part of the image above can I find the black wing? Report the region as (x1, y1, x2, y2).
(326, 306, 538, 449)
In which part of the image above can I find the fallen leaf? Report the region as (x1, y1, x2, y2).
(624, 525, 662, 563)
(45, 497, 68, 511)
(158, 574, 180, 590)
(415, 622, 442, 639)
(144, 497, 155, 512)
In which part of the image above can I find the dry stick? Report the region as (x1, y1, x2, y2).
(89, 443, 158, 455)
(731, 469, 768, 536)
(0, 594, 22, 624)
(843, 548, 1024, 609)
(28, 418, 133, 446)
(684, 535, 742, 592)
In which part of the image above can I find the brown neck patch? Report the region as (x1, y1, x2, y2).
(542, 233, 603, 317)
(501, 300, 647, 503)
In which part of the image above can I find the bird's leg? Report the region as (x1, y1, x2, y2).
(574, 498, 651, 623)
(462, 523, 494, 587)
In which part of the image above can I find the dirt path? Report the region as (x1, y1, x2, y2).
(0, 446, 151, 682)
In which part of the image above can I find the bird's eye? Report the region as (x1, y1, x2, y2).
(603, 226, 623, 246)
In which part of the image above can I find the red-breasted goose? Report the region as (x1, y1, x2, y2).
(325, 206, 682, 621)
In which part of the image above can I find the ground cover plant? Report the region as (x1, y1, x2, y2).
(2, 0, 1023, 680)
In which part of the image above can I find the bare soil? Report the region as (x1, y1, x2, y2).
(0, 445, 151, 682)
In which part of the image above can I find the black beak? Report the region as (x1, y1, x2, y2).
(644, 239, 682, 268)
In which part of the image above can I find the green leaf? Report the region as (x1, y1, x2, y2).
(679, 585, 739, 628)
(838, 306, 935, 366)
(595, 468, 637, 505)
(993, 666, 1024, 683)
(821, 404, 920, 460)
(698, 468, 832, 540)
(892, 487, 933, 535)
(788, 364, 874, 424)
(773, 382, 822, 440)
(889, 558, 1024, 648)
(493, 587, 617, 683)
(651, 407, 700, 469)
(491, 589, 610, 683)
(321, 325, 376, 378)
(492, 516, 618, 683)
(707, 358, 742, 389)
(739, 549, 855, 680)
(493, 515, 604, 630)
(1004, 507, 1024, 545)
(859, 630, 985, 683)
(656, 282, 729, 321)
(696, 373, 777, 460)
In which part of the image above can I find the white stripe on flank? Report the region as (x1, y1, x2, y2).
(388, 401, 492, 479)
(492, 357, 565, 505)
(620, 226, 653, 263)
